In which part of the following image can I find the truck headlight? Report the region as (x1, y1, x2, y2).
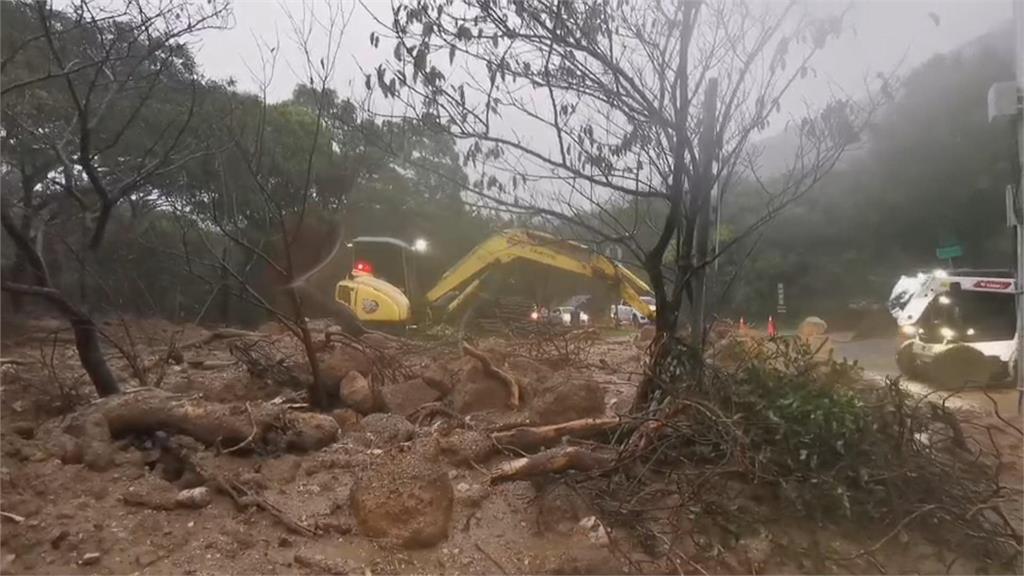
(940, 326, 956, 339)
(900, 325, 918, 336)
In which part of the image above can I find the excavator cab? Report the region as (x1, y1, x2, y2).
(348, 237, 420, 296)
(335, 237, 422, 328)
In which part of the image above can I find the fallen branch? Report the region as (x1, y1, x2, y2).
(462, 342, 520, 409)
(0, 511, 25, 523)
(491, 417, 623, 453)
(169, 442, 318, 537)
(408, 401, 467, 427)
(489, 446, 615, 484)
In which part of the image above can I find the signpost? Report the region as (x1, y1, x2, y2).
(935, 244, 963, 261)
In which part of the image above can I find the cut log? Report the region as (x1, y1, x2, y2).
(489, 446, 615, 484)
(490, 418, 622, 453)
(462, 342, 519, 409)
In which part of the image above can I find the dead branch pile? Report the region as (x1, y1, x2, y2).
(603, 337, 1023, 566)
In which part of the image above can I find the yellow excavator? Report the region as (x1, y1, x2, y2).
(334, 228, 654, 329)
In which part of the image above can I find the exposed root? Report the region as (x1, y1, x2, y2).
(462, 342, 520, 409)
(85, 388, 337, 452)
(488, 446, 615, 484)
(491, 417, 622, 453)
(169, 442, 318, 537)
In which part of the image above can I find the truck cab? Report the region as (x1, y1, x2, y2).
(889, 269, 1017, 382)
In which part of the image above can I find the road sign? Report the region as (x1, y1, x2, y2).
(935, 245, 963, 260)
(776, 283, 786, 314)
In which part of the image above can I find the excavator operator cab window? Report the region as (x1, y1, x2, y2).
(349, 238, 419, 298)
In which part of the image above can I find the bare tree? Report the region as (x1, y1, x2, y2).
(370, 0, 892, 400)
(1, 0, 228, 396)
(171, 3, 361, 411)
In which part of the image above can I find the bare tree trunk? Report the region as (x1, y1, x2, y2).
(689, 78, 719, 351)
(71, 317, 120, 397)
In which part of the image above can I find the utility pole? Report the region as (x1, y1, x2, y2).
(692, 77, 719, 347)
(988, 0, 1024, 412)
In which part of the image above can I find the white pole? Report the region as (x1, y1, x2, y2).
(1015, 0, 1024, 412)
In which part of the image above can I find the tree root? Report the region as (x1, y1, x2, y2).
(491, 418, 622, 453)
(168, 441, 318, 536)
(462, 342, 520, 409)
(84, 388, 337, 452)
(489, 446, 615, 484)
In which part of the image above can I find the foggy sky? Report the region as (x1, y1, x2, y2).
(194, 0, 1013, 122)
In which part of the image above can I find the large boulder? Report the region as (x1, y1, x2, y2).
(381, 378, 442, 417)
(350, 451, 454, 548)
(339, 371, 377, 414)
(320, 348, 372, 383)
(356, 413, 414, 447)
(448, 357, 512, 414)
(530, 378, 606, 425)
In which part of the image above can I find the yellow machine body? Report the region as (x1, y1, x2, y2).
(334, 228, 654, 326)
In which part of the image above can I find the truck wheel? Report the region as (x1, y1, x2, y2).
(896, 343, 922, 381)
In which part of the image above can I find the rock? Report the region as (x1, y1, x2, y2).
(82, 441, 115, 472)
(321, 348, 372, 383)
(293, 551, 347, 574)
(278, 536, 294, 548)
(357, 413, 414, 447)
(350, 450, 454, 548)
(537, 484, 593, 534)
(121, 477, 179, 510)
(50, 529, 71, 549)
(530, 378, 605, 425)
(282, 412, 340, 451)
(10, 422, 35, 440)
(797, 316, 828, 339)
(576, 516, 610, 547)
(316, 518, 354, 535)
(454, 483, 489, 508)
(53, 434, 83, 465)
(381, 378, 442, 417)
(420, 362, 452, 395)
(449, 358, 511, 414)
(437, 429, 495, 467)
(79, 552, 101, 566)
(175, 487, 212, 509)
(329, 408, 361, 431)
(135, 546, 162, 568)
(339, 371, 377, 414)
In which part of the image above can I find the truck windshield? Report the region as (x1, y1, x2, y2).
(920, 290, 1015, 343)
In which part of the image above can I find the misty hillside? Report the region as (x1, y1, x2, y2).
(722, 18, 1016, 321)
(752, 20, 1014, 178)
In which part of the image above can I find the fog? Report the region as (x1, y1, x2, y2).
(195, 0, 1012, 124)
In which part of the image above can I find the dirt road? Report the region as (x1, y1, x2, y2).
(833, 336, 1021, 416)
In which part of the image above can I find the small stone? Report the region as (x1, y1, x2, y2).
(316, 519, 354, 535)
(278, 536, 294, 548)
(577, 516, 610, 547)
(135, 546, 162, 568)
(175, 487, 212, 509)
(79, 552, 101, 566)
(50, 529, 70, 549)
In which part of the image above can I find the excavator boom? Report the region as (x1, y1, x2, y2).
(425, 229, 654, 318)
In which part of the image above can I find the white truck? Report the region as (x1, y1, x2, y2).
(888, 269, 1017, 382)
(611, 296, 657, 327)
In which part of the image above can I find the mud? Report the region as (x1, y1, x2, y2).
(0, 317, 1019, 575)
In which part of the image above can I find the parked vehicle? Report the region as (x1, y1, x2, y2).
(611, 296, 657, 327)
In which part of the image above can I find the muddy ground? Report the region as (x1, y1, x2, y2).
(0, 317, 1020, 575)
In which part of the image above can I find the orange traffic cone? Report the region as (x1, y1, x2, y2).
(767, 315, 778, 338)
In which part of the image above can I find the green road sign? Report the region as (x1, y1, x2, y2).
(936, 245, 963, 260)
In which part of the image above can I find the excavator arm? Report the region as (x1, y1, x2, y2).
(425, 229, 654, 318)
